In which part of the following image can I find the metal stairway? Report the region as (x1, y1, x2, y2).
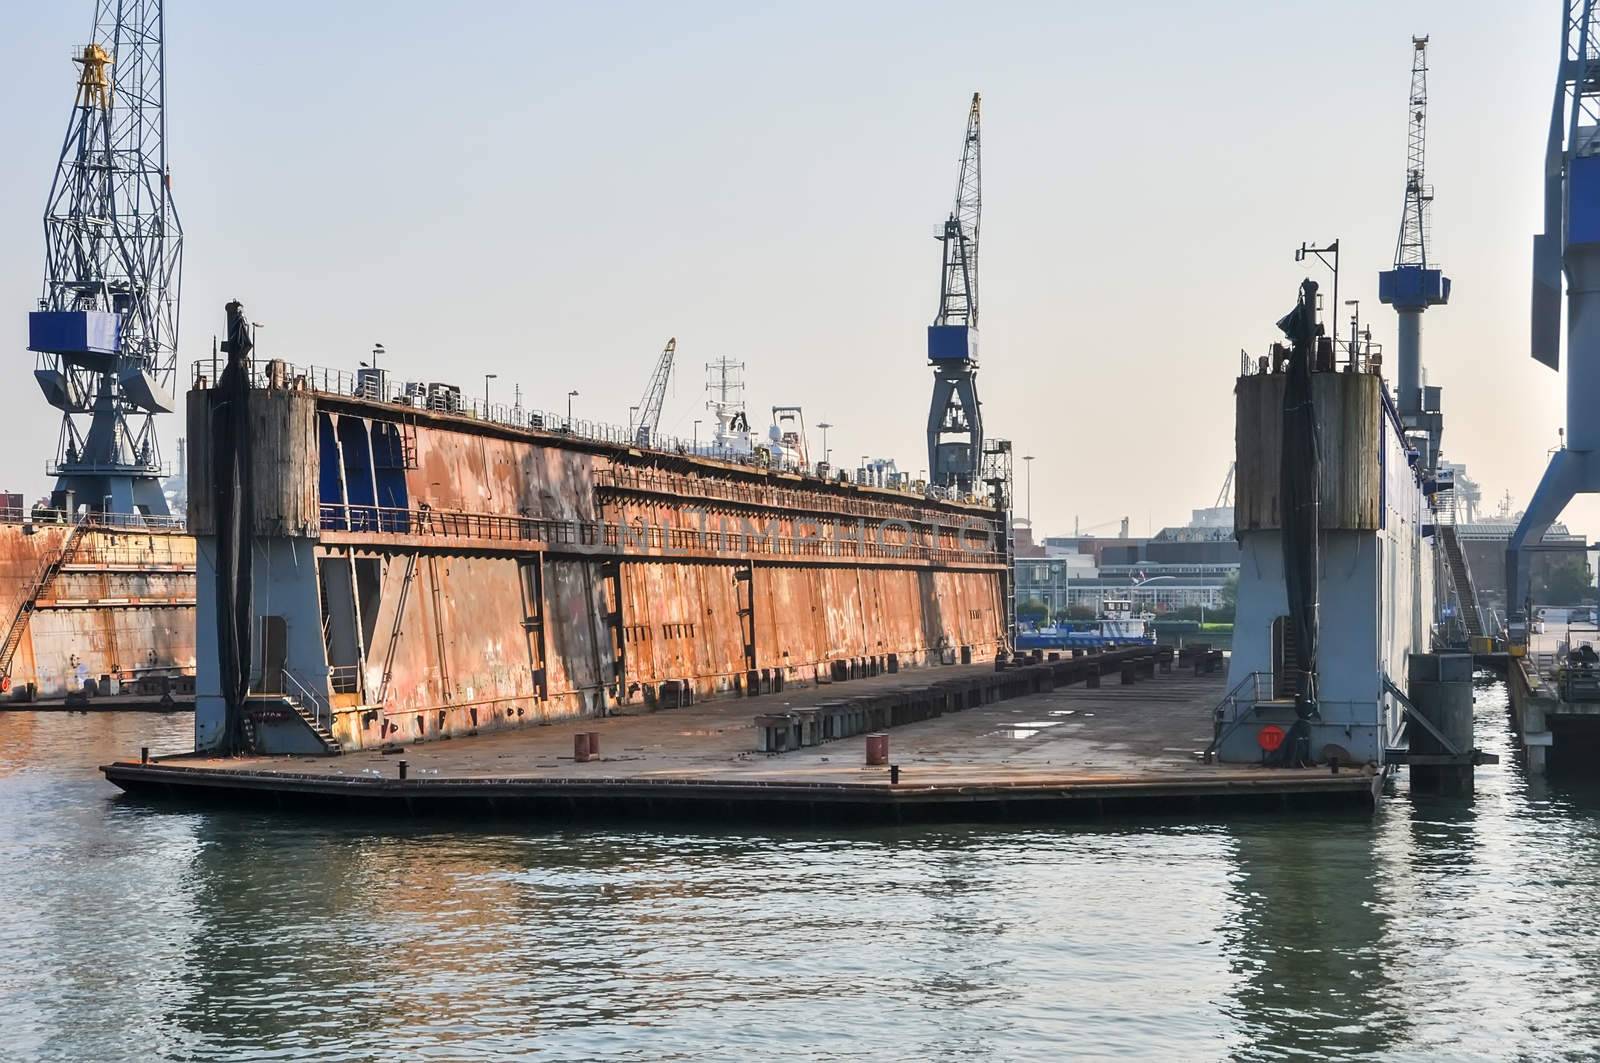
(248, 670, 341, 755)
(283, 695, 340, 754)
(0, 522, 87, 685)
(1438, 525, 1485, 639)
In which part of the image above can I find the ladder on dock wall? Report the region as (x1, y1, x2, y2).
(1438, 525, 1485, 640)
(0, 521, 87, 684)
(375, 552, 420, 704)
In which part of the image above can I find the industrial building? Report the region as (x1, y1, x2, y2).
(1015, 520, 1240, 618)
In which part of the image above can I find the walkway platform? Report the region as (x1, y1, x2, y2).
(102, 655, 1381, 823)
(1506, 617, 1600, 773)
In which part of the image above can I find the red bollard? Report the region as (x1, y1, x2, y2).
(865, 732, 889, 766)
(574, 733, 592, 763)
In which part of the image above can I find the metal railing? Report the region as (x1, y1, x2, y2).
(190, 356, 989, 506)
(280, 667, 334, 733)
(595, 466, 998, 524)
(0, 506, 187, 532)
(45, 458, 175, 478)
(1206, 670, 1274, 757)
(1208, 673, 1393, 763)
(327, 665, 361, 697)
(316, 502, 1007, 566)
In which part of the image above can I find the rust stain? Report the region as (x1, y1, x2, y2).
(0, 524, 196, 697)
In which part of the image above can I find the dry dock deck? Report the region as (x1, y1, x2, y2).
(102, 658, 1380, 822)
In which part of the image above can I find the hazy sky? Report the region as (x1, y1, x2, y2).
(0, 1, 1582, 541)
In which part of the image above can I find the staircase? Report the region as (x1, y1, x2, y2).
(1438, 525, 1485, 639)
(284, 695, 340, 754)
(1274, 618, 1300, 699)
(264, 669, 342, 755)
(0, 521, 88, 684)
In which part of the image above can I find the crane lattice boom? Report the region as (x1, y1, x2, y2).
(936, 93, 982, 327)
(1394, 36, 1434, 270)
(634, 338, 676, 447)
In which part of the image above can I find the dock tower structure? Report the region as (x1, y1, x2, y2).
(1378, 36, 1450, 471)
(1508, 1, 1600, 609)
(926, 93, 983, 495)
(28, 0, 182, 518)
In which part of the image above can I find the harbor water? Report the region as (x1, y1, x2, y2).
(3, 677, 1598, 1061)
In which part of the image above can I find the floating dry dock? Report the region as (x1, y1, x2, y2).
(0, 512, 194, 701)
(103, 652, 1383, 821)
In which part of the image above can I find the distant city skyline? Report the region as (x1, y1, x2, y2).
(0, 1, 1585, 545)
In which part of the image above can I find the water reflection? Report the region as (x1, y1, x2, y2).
(3, 685, 1600, 1060)
(1219, 817, 1399, 1059)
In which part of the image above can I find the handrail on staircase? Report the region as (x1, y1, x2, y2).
(1204, 670, 1274, 759)
(279, 667, 333, 733)
(1438, 525, 1487, 640)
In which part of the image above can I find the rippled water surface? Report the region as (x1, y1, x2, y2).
(2, 678, 1599, 1061)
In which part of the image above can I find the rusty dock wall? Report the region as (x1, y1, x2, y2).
(186, 366, 1010, 752)
(0, 518, 196, 700)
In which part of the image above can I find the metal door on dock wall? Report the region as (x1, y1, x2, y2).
(541, 558, 615, 711)
(618, 560, 744, 690)
(751, 565, 825, 673)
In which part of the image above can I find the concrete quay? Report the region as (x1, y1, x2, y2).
(103, 650, 1381, 823)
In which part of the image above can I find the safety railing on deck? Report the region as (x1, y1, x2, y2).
(317, 503, 1006, 565)
(1208, 674, 1393, 763)
(0, 507, 187, 532)
(190, 356, 988, 506)
(327, 665, 361, 697)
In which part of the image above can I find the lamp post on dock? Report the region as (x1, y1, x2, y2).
(1023, 454, 1035, 525)
(817, 422, 833, 465)
(484, 373, 497, 414)
(567, 390, 579, 430)
(693, 419, 702, 452)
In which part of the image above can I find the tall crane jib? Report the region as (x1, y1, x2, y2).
(634, 337, 676, 447)
(1378, 35, 1450, 474)
(1507, 2, 1600, 608)
(28, 0, 183, 519)
(926, 92, 983, 495)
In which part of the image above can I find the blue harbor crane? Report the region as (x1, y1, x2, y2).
(926, 92, 983, 494)
(28, 0, 182, 518)
(1378, 35, 1450, 472)
(633, 337, 676, 447)
(1508, 2, 1600, 610)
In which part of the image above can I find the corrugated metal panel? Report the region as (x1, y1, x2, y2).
(185, 391, 214, 536)
(249, 389, 319, 537)
(1235, 372, 1383, 533)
